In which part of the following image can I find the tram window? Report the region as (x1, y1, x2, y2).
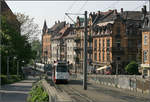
(57, 65, 68, 72)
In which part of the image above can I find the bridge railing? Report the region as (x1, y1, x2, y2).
(41, 79, 72, 102)
(88, 75, 150, 95)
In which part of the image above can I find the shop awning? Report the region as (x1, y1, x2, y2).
(96, 65, 110, 71)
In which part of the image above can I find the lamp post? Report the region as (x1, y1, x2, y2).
(13, 57, 17, 74)
(17, 60, 19, 76)
(7, 56, 10, 78)
(65, 11, 88, 90)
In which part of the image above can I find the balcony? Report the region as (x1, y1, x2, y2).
(87, 35, 93, 42)
(74, 56, 80, 63)
(111, 47, 124, 54)
(74, 37, 81, 43)
(74, 47, 82, 53)
(87, 47, 93, 54)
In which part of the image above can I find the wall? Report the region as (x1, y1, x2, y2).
(88, 75, 150, 94)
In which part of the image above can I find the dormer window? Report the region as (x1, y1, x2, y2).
(145, 17, 149, 27)
(117, 26, 120, 34)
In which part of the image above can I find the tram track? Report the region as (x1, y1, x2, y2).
(53, 82, 96, 102)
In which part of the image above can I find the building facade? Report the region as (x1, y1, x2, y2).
(141, 7, 150, 76)
(42, 21, 65, 63)
(74, 16, 85, 73)
(92, 9, 143, 74)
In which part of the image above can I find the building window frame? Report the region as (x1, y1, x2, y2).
(94, 53, 97, 61)
(144, 34, 148, 45)
(143, 50, 148, 62)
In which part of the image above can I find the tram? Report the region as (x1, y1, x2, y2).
(35, 63, 45, 72)
(52, 61, 70, 84)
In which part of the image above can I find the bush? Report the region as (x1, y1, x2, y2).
(28, 83, 49, 102)
(0, 75, 22, 85)
(125, 61, 139, 75)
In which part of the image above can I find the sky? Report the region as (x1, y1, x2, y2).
(6, 0, 150, 40)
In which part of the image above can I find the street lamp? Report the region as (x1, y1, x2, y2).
(17, 60, 19, 76)
(5, 50, 9, 78)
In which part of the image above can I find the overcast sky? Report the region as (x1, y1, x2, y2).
(6, 0, 149, 40)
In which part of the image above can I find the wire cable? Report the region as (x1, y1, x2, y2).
(132, 0, 149, 11)
(77, 0, 88, 13)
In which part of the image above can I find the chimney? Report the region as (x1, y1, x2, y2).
(143, 5, 147, 13)
(64, 21, 66, 27)
(93, 12, 95, 15)
(89, 12, 92, 18)
(121, 8, 123, 13)
(114, 9, 117, 14)
(55, 21, 57, 24)
(98, 11, 101, 16)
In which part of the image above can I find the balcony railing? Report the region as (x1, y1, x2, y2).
(74, 37, 81, 42)
(87, 47, 93, 53)
(87, 35, 93, 42)
(111, 47, 124, 54)
(74, 47, 82, 53)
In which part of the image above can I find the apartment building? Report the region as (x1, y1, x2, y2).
(92, 9, 143, 74)
(141, 7, 150, 76)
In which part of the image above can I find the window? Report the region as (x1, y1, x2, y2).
(106, 39, 110, 52)
(94, 53, 97, 61)
(107, 39, 110, 48)
(99, 39, 101, 51)
(57, 65, 68, 72)
(94, 40, 97, 51)
(103, 39, 105, 48)
(103, 52, 104, 62)
(143, 50, 148, 62)
(117, 26, 120, 34)
(99, 52, 101, 61)
(144, 35, 148, 45)
(117, 56, 121, 61)
(116, 39, 121, 48)
(107, 53, 110, 61)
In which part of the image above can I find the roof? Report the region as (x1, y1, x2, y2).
(48, 22, 66, 34)
(121, 11, 143, 20)
(96, 10, 143, 27)
(59, 24, 69, 34)
(142, 12, 150, 31)
(97, 21, 114, 26)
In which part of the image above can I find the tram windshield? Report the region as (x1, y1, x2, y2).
(56, 65, 68, 72)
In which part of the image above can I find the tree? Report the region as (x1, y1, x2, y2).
(125, 61, 139, 75)
(15, 13, 40, 41)
(31, 39, 42, 60)
(1, 15, 34, 75)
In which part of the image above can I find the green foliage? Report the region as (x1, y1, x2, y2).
(31, 39, 42, 59)
(1, 14, 38, 75)
(0, 75, 22, 85)
(125, 61, 139, 75)
(28, 83, 49, 102)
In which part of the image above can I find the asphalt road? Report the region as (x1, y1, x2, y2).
(53, 74, 150, 102)
(0, 76, 38, 102)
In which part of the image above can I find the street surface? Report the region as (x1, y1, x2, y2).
(0, 76, 38, 102)
(49, 74, 150, 102)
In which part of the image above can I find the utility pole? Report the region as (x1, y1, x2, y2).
(149, 0, 150, 12)
(65, 11, 88, 90)
(83, 11, 88, 90)
(116, 62, 118, 75)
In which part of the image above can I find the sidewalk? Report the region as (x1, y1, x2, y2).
(0, 76, 38, 102)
